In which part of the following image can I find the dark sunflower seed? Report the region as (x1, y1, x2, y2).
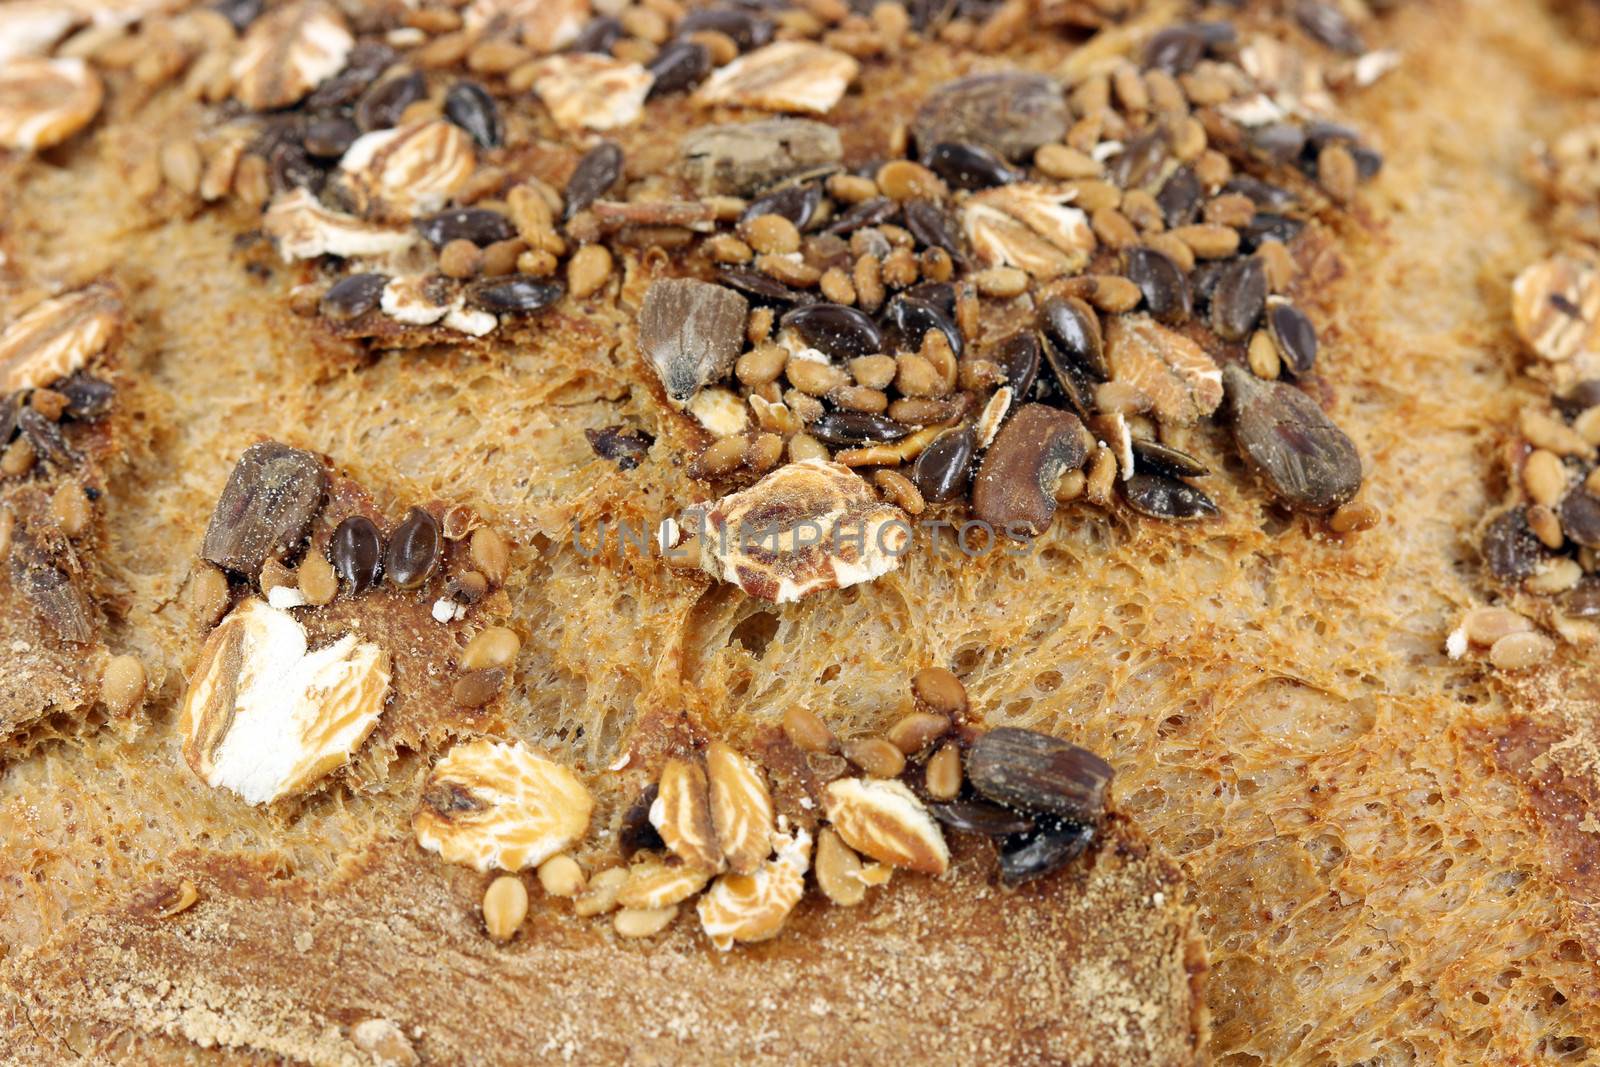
(1351, 144, 1384, 180)
(824, 195, 898, 236)
(304, 41, 392, 110)
(715, 266, 819, 306)
(1107, 129, 1167, 190)
(302, 117, 358, 159)
(1142, 24, 1206, 74)
(1251, 123, 1307, 166)
(1121, 471, 1219, 520)
(1125, 247, 1191, 323)
(201, 442, 327, 576)
(1238, 213, 1305, 251)
(926, 141, 1022, 190)
(320, 273, 388, 321)
(1556, 379, 1600, 417)
(1564, 580, 1600, 619)
(912, 73, 1069, 163)
(9, 528, 92, 643)
(386, 506, 441, 589)
(585, 425, 653, 471)
(1210, 256, 1267, 341)
(1131, 438, 1210, 478)
(903, 199, 964, 258)
(469, 278, 564, 313)
(1157, 166, 1203, 228)
(966, 728, 1114, 822)
(911, 425, 975, 504)
(267, 142, 322, 195)
(0, 393, 19, 443)
(809, 411, 912, 447)
(1222, 176, 1297, 211)
(883, 294, 962, 357)
(620, 783, 665, 857)
(444, 81, 502, 149)
(1482, 507, 1547, 582)
(930, 799, 1036, 836)
(995, 330, 1041, 398)
(1266, 299, 1317, 376)
(904, 281, 956, 315)
(568, 15, 623, 54)
(1224, 363, 1362, 511)
(677, 7, 773, 49)
(212, 0, 261, 32)
(1040, 294, 1107, 379)
(564, 141, 624, 221)
(1295, 0, 1365, 54)
(998, 822, 1095, 885)
(740, 181, 823, 228)
(647, 40, 712, 97)
(640, 279, 748, 406)
(782, 302, 884, 358)
(18, 407, 77, 467)
(355, 71, 425, 132)
(417, 208, 516, 248)
(1561, 491, 1600, 547)
(330, 515, 383, 594)
(58, 374, 114, 421)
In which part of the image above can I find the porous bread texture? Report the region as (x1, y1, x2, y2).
(0, 1, 1598, 1065)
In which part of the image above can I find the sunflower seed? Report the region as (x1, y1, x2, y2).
(966, 728, 1114, 821)
(1121, 471, 1218, 520)
(1222, 176, 1297, 211)
(1142, 24, 1206, 74)
(585, 425, 652, 471)
(926, 141, 1022, 190)
(715, 266, 819, 306)
(58, 373, 114, 421)
(17, 406, 76, 466)
(444, 81, 501, 148)
(1125, 247, 1191, 323)
(569, 16, 623, 55)
(355, 70, 424, 132)
(620, 783, 665, 857)
(469, 278, 563, 313)
(321, 272, 387, 321)
(903, 199, 964, 258)
(825, 196, 897, 236)
(417, 208, 517, 247)
(998, 821, 1095, 885)
(782, 303, 883, 358)
(563, 141, 623, 221)
(913, 73, 1067, 163)
(1561, 491, 1600, 546)
(330, 515, 382, 594)
(386, 506, 440, 589)
(1131, 438, 1209, 478)
(303, 117, 358, 159)
(1238, 212, 1304, 250)
(1266, 298, 1317, 376)
(930, 799, 1035, 836)
(10, 527, 92, 642)
(810, 410, 912, 447)
(883, 294, 962, 357)
(1040, 294, 1106, 379)
(1295, 0, 1365, 54)
(996, 330, 1040, 398)
(1107, 129, 1166, 190)
(1482, 507, 1547, 582)
(1157, 166, 1203, 228)
(1224, 363, 1362, 511)
(1210, 256, 1267, 341)
(305, 41, 392, 111)
(678, 8, 773, 50)
(741, 181, 822, 228)
(202, 442, 327, 576)
(911, 425, 975, 503)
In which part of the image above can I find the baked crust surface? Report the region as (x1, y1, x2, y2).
(1, 0, 1599, 1064)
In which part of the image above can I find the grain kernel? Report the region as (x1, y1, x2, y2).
(1091, 206, 1139, 249)
(974, 266, 1029, 298)
(911, 666, 967, 716)
(819, 266, 856, 304)
(567, 243, 613, 298)
(574, 866, 628, 917)
(537, 854, 586, 897)
(470, 527, 511, 584)
(895, 353, 945, 398)
(925, 742, 962, 800)
(1488, 630, 1555, 671)
(614, 905, 677, 938)
(746, 432, 784, 472)
(876, 159, 944, 200)
(1463, 606, 1531, 646)
(1257, 240, 1295, 291)
(1247, 330, 1281, 380)
(460, 625, 521, 671)
(783, 705, 836, 753)
(706, 233, 753, 264)
(827, 173, 879, 203)
(1523, 449, 1569, 507)
(297, 551, 338, 606)
(787, 357, 849, 396)
(1328, 500, 1380, 534)
(742, 213, 802, 256)
(886, 711, 949, 754)
(815, 827, 866, 906)
(190, 562, 230, 627)
(788, 433, 829, 462)
(1318, 142, 1358, 203)
(482, 875, 528, 942)
(845, 737, 906, 778)
(873, 468, 924, 514)
(1034, 143, 1101, 180)
(1171, 223, 1240, 259)
(101, 654, 147, 715)
(49, 483, 90, 537)
(695, 435, 748, 476)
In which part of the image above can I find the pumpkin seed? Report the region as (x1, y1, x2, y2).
(883, 294, 963, 357)
(740, 181, 822, 228)
(1224, 364, 1362, 511)
(1482, 507, 1547, 581)
(1157, 166, 1203, 228)
(201, 442, 327, 576)
(912, 72, 1068, 163)
(966, 728, 1114, 822)
(1560, 491, 1600, 546)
